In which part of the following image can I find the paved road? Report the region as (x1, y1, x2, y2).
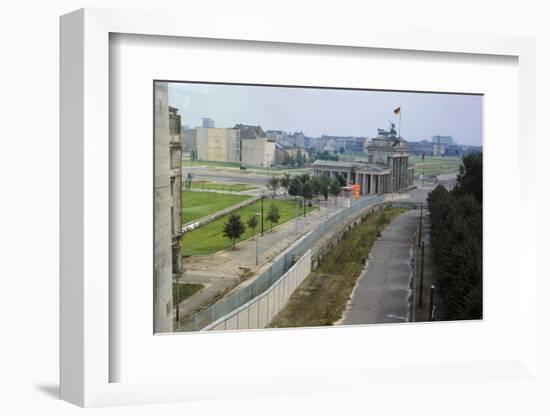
(183, 168, 276, 186)
(341, 209, 420, 325)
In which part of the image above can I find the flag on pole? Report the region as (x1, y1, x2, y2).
(394, 107, 401, 115)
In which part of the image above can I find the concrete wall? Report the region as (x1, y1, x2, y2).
(153, 82, 173, 333)
(204, 250, 312, 331)
(177, 195, 389, 331)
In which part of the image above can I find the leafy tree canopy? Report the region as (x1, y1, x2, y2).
(222, 213, 246, 249)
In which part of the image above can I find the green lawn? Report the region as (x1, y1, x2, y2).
(190, 181, 259, 192)
(182, 198, 316, 256)
(182, 159, 312, 175)
(181, 191, 251, 224)
(409, 156, 462, 176)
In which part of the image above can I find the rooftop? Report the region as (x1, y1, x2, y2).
(312, 159, 390, 173)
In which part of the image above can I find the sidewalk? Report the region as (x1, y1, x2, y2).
(341, 210, 419, 325)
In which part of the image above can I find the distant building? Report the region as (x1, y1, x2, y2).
(313, 124, 413, 195)
(408, 137, 450, 156)
(409, 140, 437, 156)
(202, 117, 215, 128)
(196, 127, 240, 163)
(234, 124, 267, 140)
(274, 141, 308, 165)
(266, 130, 288, 142)
(290, 131, 307, 148)
(234, 124, 276, 167)
(320, 135, 366, 153)
(241, 137, 275, 167)
(181, 128, 197, 151)
(432, 135, 453, 146)
(446, 144, 482, 157)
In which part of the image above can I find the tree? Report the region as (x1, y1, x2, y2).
(302, 181, 314, 216)
(266, 176, 280, 195)
(246, 215, 259, 238)
(453, 153, 482, 204)
(266, 203, 280, 231)
(319, 173, 331, 201)
(302, 180, 314, 200)
(222, 213, 246, 249)
(335, 173, 347, 187)
(296, 150, 304, 167)
(329, 177, 341, 204)
(311, 176, 323, 202)
(427, 159, 483, 322)
(280, 172, 291, 192)
(282, 153, 291, 166)
(288, 176, 303, 197)
(289, 155, 296, 167)
(299, 173, 311, 184)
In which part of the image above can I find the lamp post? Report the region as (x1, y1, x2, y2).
(419, 240, 425, 307)
(260, 191, 264, 236)
(295, 196, 298, 235)
(326, 186, 330, 220)
(418, 205, 423, 247)
(255, 212, 260, 266)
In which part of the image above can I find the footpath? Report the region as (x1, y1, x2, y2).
(341, 210, 419, 325)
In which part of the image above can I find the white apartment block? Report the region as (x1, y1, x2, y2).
(241, 137, 276, 167)
(196, 127, 240, 163)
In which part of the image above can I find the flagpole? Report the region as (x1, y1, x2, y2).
(398, 107, 402, 138)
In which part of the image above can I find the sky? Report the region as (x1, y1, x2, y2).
(167, 82, 483, 146)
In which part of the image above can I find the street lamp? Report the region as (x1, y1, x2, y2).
(255, 212, 261, 266)
(260, 190, 264, 236)
(326, 185, 330, 220)
(294, 196, 298, 235)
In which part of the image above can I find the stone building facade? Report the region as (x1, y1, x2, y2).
(154, 83, 183, 333)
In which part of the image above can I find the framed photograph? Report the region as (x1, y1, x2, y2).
(60, 8, 537, 407)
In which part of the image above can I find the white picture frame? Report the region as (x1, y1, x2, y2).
(60, 8, 537, 408)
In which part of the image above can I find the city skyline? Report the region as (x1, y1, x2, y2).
(167, 82, 483, 146)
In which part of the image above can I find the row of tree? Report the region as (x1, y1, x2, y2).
(267, 173, 345, 204)
(427, 153, 483, 320)
(309, 150, 339, 162)
(222, 204, 281, 249)
(281, 150, 307, 167)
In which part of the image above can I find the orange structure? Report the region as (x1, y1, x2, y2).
(343, 184, 361, 198)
